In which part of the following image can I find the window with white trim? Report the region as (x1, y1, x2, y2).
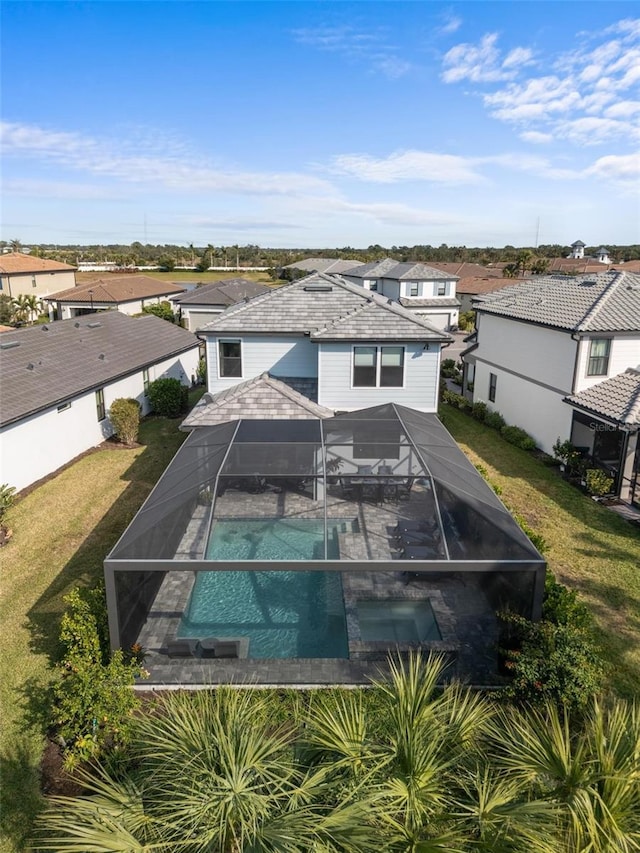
(437, 282, 447, 296)
(219, 340, 242, 378)
(489, 372, 497, 402)
(587, 339, 610, 376)
(409, 282, 419, 297)
(96, 388, 106, 421)
(353, 346, 404, 388)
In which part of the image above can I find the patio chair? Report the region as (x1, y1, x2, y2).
(166, 639, 195, 658)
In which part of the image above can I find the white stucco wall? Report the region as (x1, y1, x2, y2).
(574, 334, 640, 392)
(1, 270, 76, 299)
(58, 295, 174, 320)
(180, 307, 224, 331)
(205, 334, 317, 393)
(0, 348, 199, 492)
(318, 342, 441, 411)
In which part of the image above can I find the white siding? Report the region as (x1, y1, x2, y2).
(58, 295, 173, 320)
(181, 307, 223, 331)
(0, 348, 199, 492)
(574, 334, 640, 392)
(318, 342, 440, 411)
(205, 334, 317, 393)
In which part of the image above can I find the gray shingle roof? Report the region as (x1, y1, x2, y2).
(344, 258, 457, 281)
(398, 297, 461, 309)
(564, 369, 640, 426)
(181, 373, 333, 428)
(174, 279, 270, 307)
(0, 312, 198, 426)
(284, 258, 365, 274)
(474, 271, 640, 332)
(199, 272, 452, 341)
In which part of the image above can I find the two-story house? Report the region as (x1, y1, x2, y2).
(0, 252, 76, 299)
(46, 275, 186, 319)
(337, 259, 460, 331)
(462, 271, 640, 503)
(192, 272, 452, 423)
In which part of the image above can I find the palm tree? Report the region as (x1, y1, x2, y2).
(35, 686, 379, 852)
(207, 244, 215, 269)
(490, 698, 640, 853)
(9, 237, 22, 253)
(10, 294, 42, 325)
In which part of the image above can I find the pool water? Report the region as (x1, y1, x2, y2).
(357, 599, 442, 643)
(206, 517, 355, 561)
(178, 569, 349, 658)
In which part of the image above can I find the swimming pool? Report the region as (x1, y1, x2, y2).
(178, 569, 349, 658)
(356, 599, 442, 643)
(206, 517, 355, 561)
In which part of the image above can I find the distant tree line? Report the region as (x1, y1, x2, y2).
(3, 240, 640, 269)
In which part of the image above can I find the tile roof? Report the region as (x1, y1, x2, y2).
(46, 275, 185, 303)
(174, 278, 270, 306)
(473, 271, 640, 332)
(0, 252, 76, 274)
(284, 258, 365, 274)
(398, 297, 461, 309)
(454, 278, 513, 296)
(181, 373, 333, 427)
(344, 258, 457, 281)
(199, 272, 452, 341)
(0, 312, 198, 427)
(426, 262, 503, 279)
(565, 369, 640, 426)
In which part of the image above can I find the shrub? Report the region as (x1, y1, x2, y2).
(147, 377, 186, 417)
(500, 424, 537, 451)
(52, 586, 145, 769)
(457, 310, 475, 331)
(0, 483, 16, 525)
(196, 356, 207, 385)
(442, 389, 470, 410)
(142, 301, 176, 323)
(484, 410, 506, 431)
(471, 401, 488, 421)
(552, 438, 584, 475)
(109, 397, 141, 445)
(499, 613, 604, 710)
(585, 468, 614, 497)
(543, 571, 592, 630)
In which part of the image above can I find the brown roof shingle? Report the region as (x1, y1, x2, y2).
(0, 252, 76, 274)
(46, 275, 185, 304)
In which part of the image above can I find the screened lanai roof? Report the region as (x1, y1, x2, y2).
(108, 404, 543, 564)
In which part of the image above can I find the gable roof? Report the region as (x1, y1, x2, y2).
(284, 258, 365, 274)
(0, 252, 75, 274)
(199, 272, 452, 341)
(182, 373, 333, 428)
(564, 369, 640, 427)
(174, 278, 270, 306)
(0, 312, 198, 427)
(343, 258, 457, 281)
(473, 271, 640, 333)
(46, 275, 185, 304)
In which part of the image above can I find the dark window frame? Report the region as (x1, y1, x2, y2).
(587, 338, 611, 376)
(489, 372, 497, 402)
(218, 339, 242, 378)
(352, 345, 405, 388)
(96, 388, 106, 421)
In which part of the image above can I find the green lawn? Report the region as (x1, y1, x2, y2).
(1, 401, 638, 852)
(76, 270, 276, 286)
(440, 406, 640, 698)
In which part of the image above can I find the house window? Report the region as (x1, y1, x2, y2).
(353, 346, 405, 388)
(96, 388, 106, 421)
(466, 363, 475, 391)
(32, 275, 37, 288)
(409, 282, 419, 297)
(143, 368, 150, 394)
(367, 280, 378, 292)
(219, 340, 242, 378)
(489, 372, 497, 402)
(587, 339, 610, 376)
(57, 402, 71, 413)
(437, 282, 447, 296)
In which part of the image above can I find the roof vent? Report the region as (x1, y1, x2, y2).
(42, 324, 49, 331)
(27, 362, 35, 370)
(0, 340, 20, 350)
(579, 280, 597, 287)
(303, 285, 333, 292)
(99, 353, 105, 360)
(87, 321, 102, 328)
(74, 322, 80, 327)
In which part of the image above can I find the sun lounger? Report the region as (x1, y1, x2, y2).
(195, 637, 250, 659)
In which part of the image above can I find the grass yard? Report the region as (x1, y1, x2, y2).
(75, 270, 277, 286)
(1, 400, 638, 851)
(440, 406, 640, 699)
(0, 412, 192, 853)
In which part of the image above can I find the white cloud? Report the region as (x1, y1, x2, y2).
(502, 46, 534, 69)
(558, 116, 640, 146)
(290, 24, 410, 78)
(604, 100, 640, 119)
(0, 121, 336, 198)
(519, 131, 553, 144)
(584, 152, 640, 182)
(438, 11, 462, 35)
(442, 33, 514, 83)
(328, 149, 486, 185)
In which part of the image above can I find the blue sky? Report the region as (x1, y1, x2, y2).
(2, 1, 639, 248)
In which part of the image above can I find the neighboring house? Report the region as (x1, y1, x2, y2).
(196, 272, 452, 416)
(0, 252, 76, 298)
(45, 275, 186, 319)
(172, 278, 271, 331)
(569, 240, 586, 259)
(462, 271, 640, 503)
(337, 258, 460, 331)
(596, 246, 612, 264)
(427, 262, 507, 313)
(0, 312, 199, 492)
(283, 258, 365, 275)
